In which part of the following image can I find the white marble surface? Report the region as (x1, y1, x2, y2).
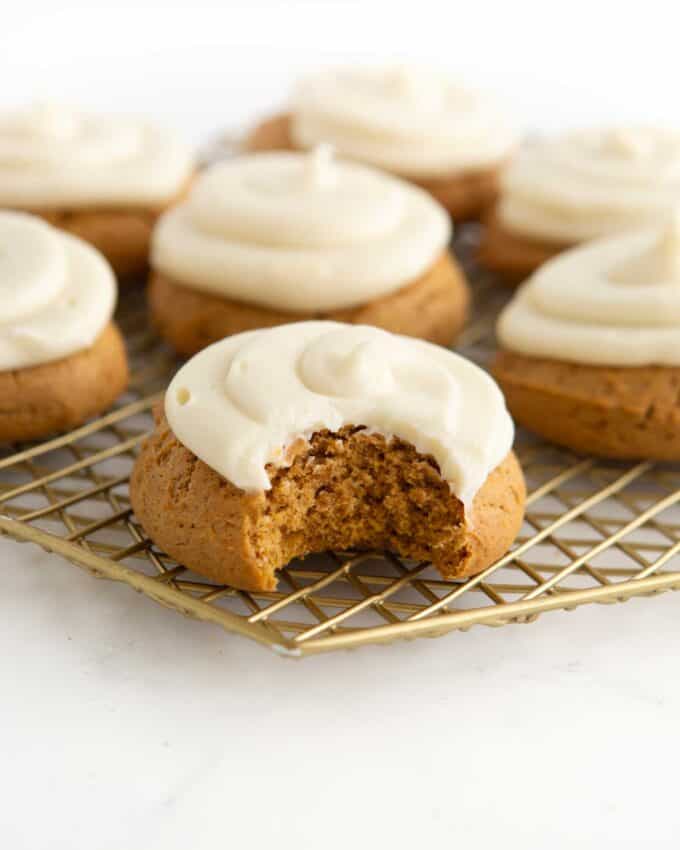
(2, 535, 679, 849)
(3, 2, 680, 846)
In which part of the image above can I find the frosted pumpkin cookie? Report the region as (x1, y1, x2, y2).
(130, 322, 525, 592)
(0, 211, 128, 443)
(0, 103, 194, 281)
(244, 65, 518, 220)
(480, 127, 680, 282)
(493, 217, 680, 458)
(149, 149, 470, 354)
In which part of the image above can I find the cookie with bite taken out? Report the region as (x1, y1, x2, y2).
(131, 322, 525, 592)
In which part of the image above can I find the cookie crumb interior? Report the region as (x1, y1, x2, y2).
(249, 426, 469, 581)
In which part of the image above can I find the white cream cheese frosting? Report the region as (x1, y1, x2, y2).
(498, 127, 680, 243)
(0, 102, 194, 208)
(151, 150, 451, 312)
(165, 321, 514, 506)
(0, 211, 116, 370)
(289, 65, 517, 179)
(497, 216, 680, 366)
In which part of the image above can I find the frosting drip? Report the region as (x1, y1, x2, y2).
(289, 66, 517, 178)
(0, 211, 116, 370)
(497, 217, 680, 366)
(151, 151, 451, 312)
(165, 322, 514, 504)
(498, 127, 680, 243)
(0, 102, 194, 207)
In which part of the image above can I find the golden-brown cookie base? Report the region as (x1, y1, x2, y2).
(130, 409, 525, 592)
(477, 210, 571, 284)
(148, 252, 470, 356)
(245, 113, 502, 222)
(493, 349, 680, 459)
(0, 322, 129, 443)
(23, 179, 193, 284)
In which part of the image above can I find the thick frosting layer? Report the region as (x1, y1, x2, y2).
(289, 66, 517, 178)
(165, 322, 514, 506)
(498, 127, 680, 243)
(0, 102, 194, 207)
(497, 218, 680, 366)
(0, 211, 116, 370)
(151, 150, 451, 312)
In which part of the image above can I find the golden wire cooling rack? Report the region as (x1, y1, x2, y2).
(2, 228, 680, 657)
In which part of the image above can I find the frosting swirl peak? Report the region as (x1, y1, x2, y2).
(497, 217, 680, 366)
(289, 65, 517, 178)
(498, 127, 680, 243)
(166, 322, 514, 504)
(0, 102, 194, 207)
(151, 151, 451, 312)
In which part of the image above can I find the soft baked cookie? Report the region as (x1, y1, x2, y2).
(244, 66, 518, 221)
(0, 102, 194, 282)
(131, 322, 525, 592)
(149, 253, 468, 354)
(479, 127, 680, 282)
(149, 150, 470, 354)
(493, 353, 680, 461)
(0, 211, 129, 443)
(493, 219, 680, 458)
(0, 324, 128, 444)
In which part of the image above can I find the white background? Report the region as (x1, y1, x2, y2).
(2, 1, 680, 848)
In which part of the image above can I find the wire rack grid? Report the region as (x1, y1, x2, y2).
(1, 230, 679, 657)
